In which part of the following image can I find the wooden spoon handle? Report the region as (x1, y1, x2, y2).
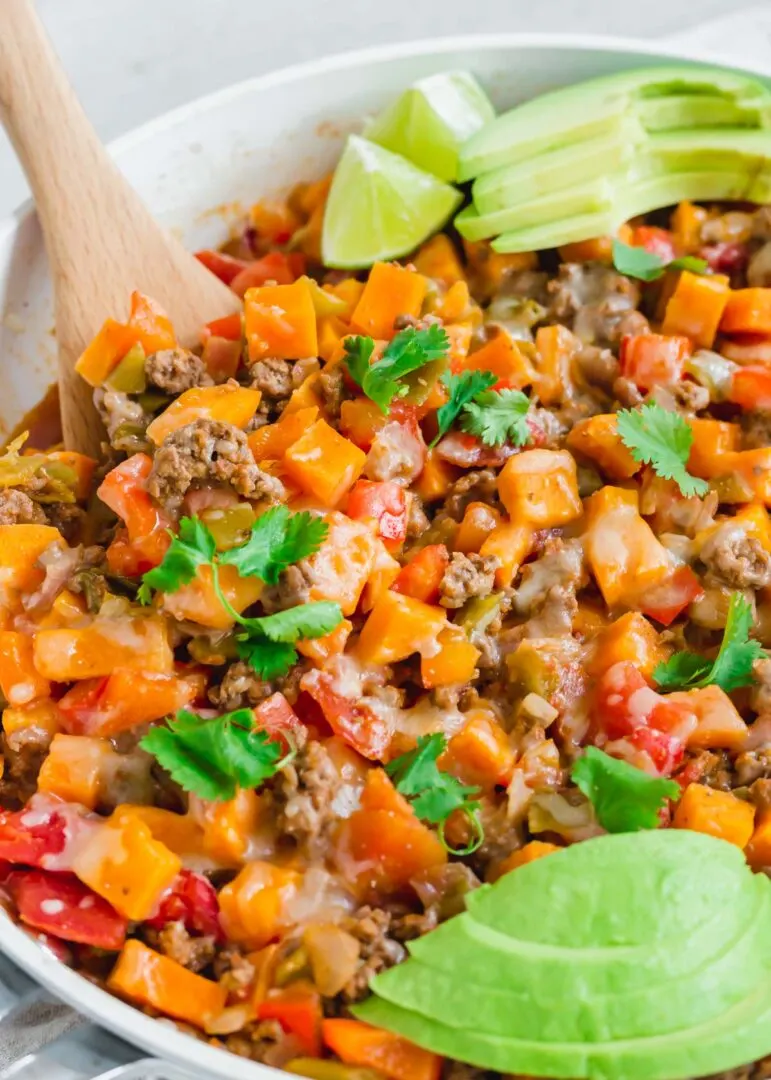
(0, 0, 238, 454)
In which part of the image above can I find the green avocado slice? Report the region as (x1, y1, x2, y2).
(355, 980, 771, 1080)
(364, 883, 771, 1042)
(458, 65, 771, 180)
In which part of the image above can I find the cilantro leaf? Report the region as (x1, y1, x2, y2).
(219, 507, 328, 585)
(431, 370, 497, 448)
(346, 325, 450, 414)
(385, 733, 483, 854)
(616, 403, 708, 498)
(248, 600, 343, 643)
(140, 707, 290, 801)
(612, 239, 708, 283)
(343, 335, 375, 389)
(460, 388, 531, 447)
(138, 516, 215, 604)
(654, 592, 766, 693)
(236, 635, 299, 680)
(572, 746, 678, 833)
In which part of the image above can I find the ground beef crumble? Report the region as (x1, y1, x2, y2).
(268, 740, 340, 856)
(208, 661, 276, 711)
(440, 552, 498, 609)
(700, 522, 771, 590)
(145, 348, 211, 394)
(340, 906, 406, 1003)
(0, 488, 47, 525)
(155, 920, 216, 973)
(147, 417, 285, 510)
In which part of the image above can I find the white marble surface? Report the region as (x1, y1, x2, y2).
(0, 0, 753, 219)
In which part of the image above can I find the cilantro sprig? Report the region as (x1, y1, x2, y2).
(139, 510, 341, 678)
(343, 324, 449, 414)
(572, 746, 678, 833)
(612, 239, 708, 283)
(431, 369, 532, 449)
(654, 592, 765, 693)
(385, 733, 483, 855)
(140, 707, 293, 802)
(616, 403, 708, 498)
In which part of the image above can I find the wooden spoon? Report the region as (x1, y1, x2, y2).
(0, 0, 240, 456)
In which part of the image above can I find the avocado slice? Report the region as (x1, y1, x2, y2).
(356, 980, 771, 1080)
(458, 65, 771, 180)
(354, 833, 771, 1078)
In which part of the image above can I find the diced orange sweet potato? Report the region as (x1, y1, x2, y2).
(458, 331, 533, 388)
(487, 840, 560, 882)
(498, 449, 582, 527)
(746, 810, 771, 869)
(720, 449, 771, 505)
(113, 805, 205, 857)
(36, 589, 87, 630)
(566, 414, 639, 480)
(283, 372, 325, 415)
(587, 612, 668, 678)
(666, 685, 749, 752)
(731, 503, 771, 553)
(671, 202, 708, 252)
(339, 397, 390, 451)
(359, 545, 402, 612)
(37, 734, 116, 809)
(688, 419, 741, 478)
(244, 279, 318, 362)
(0, 631, 50, 706)
(351, 263, 427, 339)
(479, 520, 534, 587)
(322, 1019, 442, 1080)
(283, 419, 366, 506)
(661, 271, 730, 348)
(673, 783, 755, 848)
(75, 319, 140, 387)
(721, 287, 771, 335)
(337, 771, 446, 894)
(200, 788, 262, 866)
(356, 590, 447, 665)
(432, 280, 472, 323)
(33, 617, 173, 681)
(108, 940, 227, 1030)
(534, 325, 581, 404)
(2, 700, 61, 743)
(0, 525, 62, 594)
(57, 669, 198, 737)
(454, 501, 501, 553)
(146, 384, 262, 445)
(126, 291, 176, 354)
(218, 861, 301, 949)
(162, 563, 263, 630)
(558, 236, 614, 262)
(420, 626, 480, 689)
(297, 619, 352, 664)
(583, 487, 672, 607)
(73, 816, 181, 919)
(248, 406, 319, 461)
(413, 234, 465, 285)
(441, 710, 515, 790)
(414, 450, 460, 503)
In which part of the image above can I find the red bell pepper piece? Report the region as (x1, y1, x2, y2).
(627, 726, 685, 776)
(392, 544, 449, 604)
(201, 313, 243, 342)
(631, 225, 677, 263)
(346, 480, 408, 549)
(258, 983, 323, 1057)
(194, 250, 249, 285)
(620, 333, 692, 390)
(638, 565, 705, 627)
(146, 869, 222, 940)
(98, 454, 172, 575)
(253, 692, 305, 753)
(729, 365, 771, 411)
(301, 670, 392, 760)
(6, 869, 127, 950)
(595, 662, 690, 741)
(229, 252, 305, 298)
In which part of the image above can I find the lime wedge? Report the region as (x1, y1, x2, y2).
(366, 71, 495, 182)
(321, 135, 462, 269)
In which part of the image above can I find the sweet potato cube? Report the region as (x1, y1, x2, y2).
(245, 279, 318, 362)
(247, 406, 319, 461)
(356, 591, 447, 665)
(0, 631, 50, 706)
(566, 414, 639, 480)
(37, 734, 116, 810)
(350, 262, 426, 339)
(673, 784, 755, 848)
(108, 940, 226, 1030)
(487, 840, 560, 882)
(584, 487, 672, 607)
(420, 626, 480, 689)
(218, 861, 301, 949)
(0, 525, 62, 594)
(458, 331, 533, 388)
(73, 816, 181, 920)
(454, 502, 501, 554)
(33, 617, 173, 680)
(479, 520, 533, 587)
(283, 419, 366, 506)
(146, 384, 261, 445)
(661, 271, 730, 349)
(498, 449, 582, 527)
(587, 612, 668, 678)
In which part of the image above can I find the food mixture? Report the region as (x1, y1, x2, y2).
(3, 65, 771, 1080)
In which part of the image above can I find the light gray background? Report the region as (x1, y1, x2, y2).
(0, 0, 752, 219)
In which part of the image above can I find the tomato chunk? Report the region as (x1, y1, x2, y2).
(301, 670, 392, 760)
(392, 544, 449, 604)
(258, 983, 323, 1057)
(638, 565, 705, 627)
(620, 333, 692, 390)
(6, 869, 127, 950)
(146, 869, 222, 940)
(346, 480, 408, 549)
(630, 226, 677, 263)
